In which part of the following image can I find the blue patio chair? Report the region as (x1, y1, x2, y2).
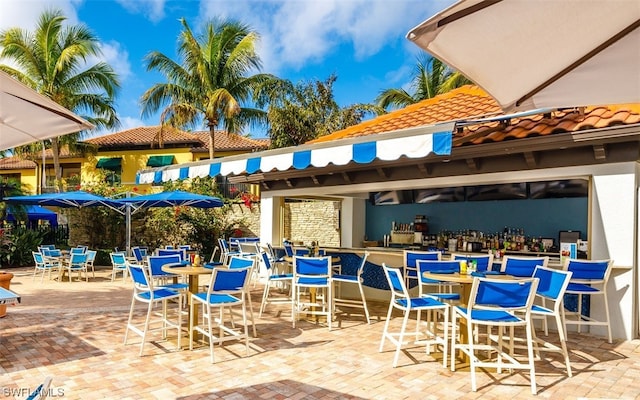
(379, 263, 449, 368)
(529, 266, 574, 377)
(32, 251, 59, 283)
(499, 255, 549, 277)
(227, 256, 257, 337)
(85, 249, 97, 278)
(417, 260, 461, 302)
(259, 251, 293, 318)
(451, 276, 539, 394)
(292, 256, 333, 330)
(403, 250, 441, 287)
(147, 255, 189, 292)
(157, 248, 186, 262)
(124, 263, 183, 356)
(65, 253, 88, 282)
(563, 258, 613, 343)
(70, 247, 86, 255)
(218, 238, 241, 266)
(332, 251, 371, 324)
(109, 252, 129, 282)
(190, 266, 252, 363)
(132, 246, 146, 265)
(25, 376, 52, 400)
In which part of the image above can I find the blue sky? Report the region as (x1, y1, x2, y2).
(1, 0, 455, 138)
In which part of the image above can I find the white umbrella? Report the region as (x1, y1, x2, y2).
(407, 0, 640, 112)
(0, 71, 94, 151)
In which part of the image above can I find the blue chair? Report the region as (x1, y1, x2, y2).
(25, 376, 52, 400)
(70, 247, 86, 255)
(563, 258, 613, 343)
(124, 263, 183, 356)
(283, 241, 294, 257)
(530, 266, 574, 377)
(157, 248, 186, 262)
(65, 253, 88, 282)
(379, 263, 449, 368)
(109, 252, 129, 282)
(417, 260, 461, 302)
(403, 250, 441, 287)
(259, 251, 293, 317)
(147, 255, 189, 292)
(500, 255, 549, 277)
(32, 251, 59, 282)
(227, 256, 257, 336)
(190, 266, 252, 363)
(451, 276, 539, 394)
(218, 238, 241, 265)
(292, 256, 333, 330)
(132, 246, 146, 264)
(333, 251, 371, 324)
(451, 253, 494, 272)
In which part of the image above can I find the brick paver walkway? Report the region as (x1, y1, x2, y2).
(1, 266, 639, 399)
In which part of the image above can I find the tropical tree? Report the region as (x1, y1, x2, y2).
(257, 74, 380, 148)
(141, 17, 278, 159)
(376, 54, 472, 111)
(0, 9, 120, 188)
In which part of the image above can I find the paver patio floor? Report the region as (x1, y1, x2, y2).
(1, 266, 639, 399)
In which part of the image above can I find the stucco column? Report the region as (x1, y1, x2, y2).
(340, 197, 366, 248)
(259, 194, 283, 247)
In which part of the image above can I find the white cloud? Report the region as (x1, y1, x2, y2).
(0, 0, 79, 30)
(198, 0, 451, 73)
(115, 0, 166, 23)
(98, 41, 132, 81)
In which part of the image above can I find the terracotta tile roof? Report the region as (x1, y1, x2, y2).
(0, 157, 36, 170)
(460, 103, 640, 146)
(84, 126, 202, 148)
(190, 131, 269, 152)
(84, 125, 269, 152)
(310, 85, 501, 143)
(309, 85, 640, 146)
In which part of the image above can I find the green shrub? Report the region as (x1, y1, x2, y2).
(0, 226, 45, 266)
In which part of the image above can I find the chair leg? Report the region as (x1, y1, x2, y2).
(603, 293, 613, 344)
(140, 302, 153, 356)
(468, 319, 477, 391)
(124, 296, 136, 345)
(393, 307, 411, 368)
(525, 320, 538, 395)
(359, 283, 371, 324)
(450, 312, 458, 372)
(379, 302, 395, 352)
(555, 312, 572, 377)
(259, 279, 271, 317)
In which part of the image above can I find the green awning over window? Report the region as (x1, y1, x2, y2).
(146, 155, 175, 167)
(96, 157, 122, 171)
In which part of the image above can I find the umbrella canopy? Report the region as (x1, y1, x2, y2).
(119, 190, 224, 210)
(407, 0, 640, 112)
(5, 205, 58, 227)
(0, 71, 94, 151)
(5, 190, 123, 210)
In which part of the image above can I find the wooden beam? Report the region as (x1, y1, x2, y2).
(593, 144, 607, 160)
(376, 167, 388, 179)
(465, 157, 479, 172)
(341, 172, 351, 184)
(285, 179, 293, 188)
(523, 151, 538, 168)
(261, 181, 270, 190)
(311, 175, 320, 185)
(417, 163, 432, 176)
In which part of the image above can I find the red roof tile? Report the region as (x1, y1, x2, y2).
(0, 157, 37, 170)
(84, 125, 269, 152)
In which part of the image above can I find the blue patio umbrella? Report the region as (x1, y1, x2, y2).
(5, 190, 123, 210)
(5, 205, 58, 227)
(117, 190, 223, 210)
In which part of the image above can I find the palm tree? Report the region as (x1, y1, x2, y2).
(376, 54, 472, 111)
(0, 9, 120, 189)
(141, 17, 278, 159)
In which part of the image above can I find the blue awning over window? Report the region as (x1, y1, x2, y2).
(136, 122, 454, 185)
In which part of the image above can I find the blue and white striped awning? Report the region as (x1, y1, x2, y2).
(136, 122, 454, 185)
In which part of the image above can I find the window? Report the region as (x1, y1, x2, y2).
(146, 155, 175, 167)
(96, 158, 122, 186)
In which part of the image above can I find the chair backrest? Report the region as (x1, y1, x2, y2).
(403, 250, 441, 268)
(39, 247, 51, 257)
(157, 248, 185, 261)
(417, 259, 461, 275)
(132, 247, 144, 262)
(207, 266, 251, 295)
(165, 245, 174, 249)
(564, 258, 612, 282)
(70, 247, 86, 255)
(452, 253, 494, 272)
(239, 242, 257, 255)
(76, 245, 88, 252)
(533, 266, 573, 302)
(40, 244, 56, 250)
(218, 238, 230, 253)
(260, 251, 273, 271)
(470, 277, 539, 312)
(148, 254, 183, 277)
(293, 256, 331, 278)
(283, 242, 294, 257)
(179, 245, 191, 251)
(110, 252, 127, 267)
(500, 255, 549, 277)
(69, 253, 87, 264)
(49, 249, 62, 257)
(33, 251, 45, 265)
(86, 250, 97, 262)
(382, 263, 410, 301)
(128, 263, 154, 292)
(228, 256, 255, 270)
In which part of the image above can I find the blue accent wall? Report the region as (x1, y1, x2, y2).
(365, 197, 588, 242)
